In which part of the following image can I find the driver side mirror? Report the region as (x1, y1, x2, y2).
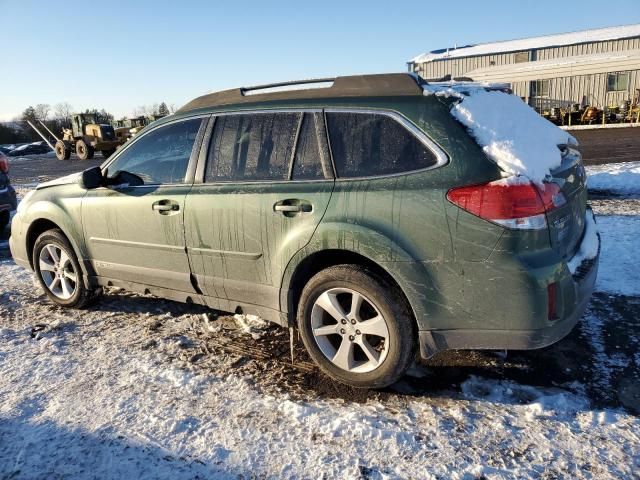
(79, 166, 104, 189)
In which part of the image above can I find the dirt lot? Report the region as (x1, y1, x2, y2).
(573, 126, 640, 166)
(1, 153, 638, 478)
(7, 154, 104, 185)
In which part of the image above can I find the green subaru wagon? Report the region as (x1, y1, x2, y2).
(9, 73, 599, 388)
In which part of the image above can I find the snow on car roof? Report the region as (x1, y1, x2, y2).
(410, 23, 640, 64)
(423, 82, 576, 183)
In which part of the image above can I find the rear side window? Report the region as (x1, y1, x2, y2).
(107, 118, 202, 184)
(206, 113, 300, 181)
(326, 112, 437, 178)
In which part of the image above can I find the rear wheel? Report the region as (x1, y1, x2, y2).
(54, 140, 71, 160)
(76, 140, 94, 160)
(297, 265, 416, 388)
(33, 229, 98, 308)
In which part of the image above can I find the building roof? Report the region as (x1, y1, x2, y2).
(410, 23, 640, 64)
(177, 73, 424, 113)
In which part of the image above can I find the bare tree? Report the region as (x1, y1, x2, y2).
(132, 103, 161, 117)
(54, 102, 73, 122)
(34, 103, 51, 121)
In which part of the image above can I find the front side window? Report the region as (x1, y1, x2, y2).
(326, 112, 438, 178)
(206, 112, 300, 182)
(107, 118, 202, 184)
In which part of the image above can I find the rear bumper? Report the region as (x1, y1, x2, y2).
(419, 209, 600, 358)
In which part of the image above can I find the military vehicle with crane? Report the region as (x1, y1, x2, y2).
(28, 113, 125, 160)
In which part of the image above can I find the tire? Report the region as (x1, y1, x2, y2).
(54, 140, 71, 160)
(297, 264, 416, 388)
(0, 210, 9, 231)
(101, 149, 116, 159)
(76, 140, 94, 160)
(32, 229, 98, 308)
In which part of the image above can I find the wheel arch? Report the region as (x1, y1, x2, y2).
(281, 248, 419, 329)
(25, 218, 93, 287)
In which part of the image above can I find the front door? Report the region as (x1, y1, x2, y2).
(82, 117, 205, 292)
(185, 111, 334, 310)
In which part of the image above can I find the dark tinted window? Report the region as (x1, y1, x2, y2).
(107, 118, 202, 184)
(326, 112, 437, 178)
(206, 113, 300, 181)
(292, 113, 326, 180)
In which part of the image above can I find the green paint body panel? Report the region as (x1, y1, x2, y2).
(82, 184, 194, 292)
(9, 90, 599, 357)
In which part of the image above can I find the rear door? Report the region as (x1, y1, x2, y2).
(82, 117, 206, 292)
(184, 111, 334, 310)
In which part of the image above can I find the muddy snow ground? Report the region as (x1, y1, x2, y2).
(0, 156, 639, 479)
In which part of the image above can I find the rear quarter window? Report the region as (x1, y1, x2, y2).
(326, 111, 438, 178)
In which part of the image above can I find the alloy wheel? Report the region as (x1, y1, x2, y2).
(38, 243, 77, 300)
(310, 287, 390, 373)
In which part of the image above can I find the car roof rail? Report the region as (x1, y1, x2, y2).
(176, 73, 424, 113)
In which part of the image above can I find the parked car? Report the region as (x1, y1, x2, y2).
(7, 142, 52, 156)
(9, 74, 599, 388)
(0, 152, 17, 230)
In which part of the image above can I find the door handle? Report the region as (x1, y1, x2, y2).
(274, 200, 312, 214)
(152, 201, 179, 213)
(274, 204, 303, 212)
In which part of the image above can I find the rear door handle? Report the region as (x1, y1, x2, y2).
(152, 200, 180, 213)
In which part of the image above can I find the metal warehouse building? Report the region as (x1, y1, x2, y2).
(408, 24, 640, 114)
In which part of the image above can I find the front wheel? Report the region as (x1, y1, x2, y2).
(54, 140, 71, 160)
(297, 265, 416, 388)
(33, 229, 98, 308)
(75, 140, 94, 160)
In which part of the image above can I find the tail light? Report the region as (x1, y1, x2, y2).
(0, 155, 8, 174)
(446, 178, 566, 230)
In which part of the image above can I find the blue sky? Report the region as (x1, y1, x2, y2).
(2, 0, 639, 121)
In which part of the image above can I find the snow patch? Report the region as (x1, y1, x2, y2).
(233, 313, 269, 339)
(567, 210, 599, 274)
(424, 85, 576, 183)
(595, 215, 640, 295)
(587, 161, 640, 196)
(461, 375, 589, 418)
